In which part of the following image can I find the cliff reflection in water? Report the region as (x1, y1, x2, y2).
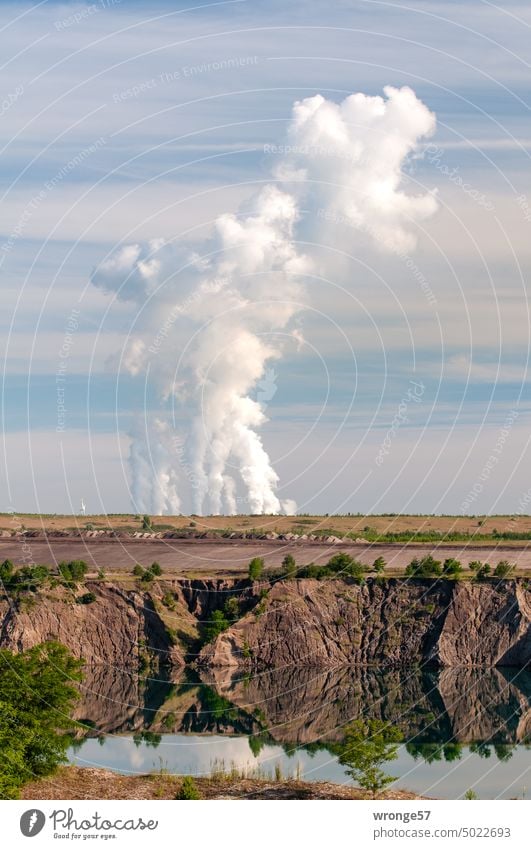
(72, 664, 531, 753)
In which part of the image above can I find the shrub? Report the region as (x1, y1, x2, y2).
(442, 558, 462, 578)
(76, 592, 96, 605)
(142, 515, 152, 531)
(162, 592, 175, 610)
(202, 609, 230, 644)
(405, 556, 442, 578)
(223, 596, 240, 621)
(0, 642, 82, 798)
(326, 553, 365, 583)
(494, 560, 514, 578)
(337, 719, 401, 797)
(0, 559, 14, 583)
(464, 788, 478, 800)
(177, 776, 201, 800)
(470, 562, 491, 581)
(58, 560, 87, 584)
(372, 556, 386, 574)
(248, 557, 264, 581)
(150, 562, 162, 576)
(282, 553, 297, 578)
(133, 564, 144, 577)
(140, 570, 154, 584)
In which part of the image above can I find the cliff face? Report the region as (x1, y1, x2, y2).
(198, 578, 531, 670)
(0, 583, 186, 668)
(1, 577, 529, 671)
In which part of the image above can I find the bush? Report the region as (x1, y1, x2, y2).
(0, 642, 82, 798)
(494, 560, 514, 578)
(140, 570, 154, 584)
(202, 609, 230, 644)
(7, 565, 51, 592)
(142, 515, 152, 531)
(442, 558, 462, 578)
(223, 596, 240, 621)
(0, 559, 14, 584)
(327, 553, 365, 583)
(406, 556, 442, 578)
(470, 561, 491, 581)
(76, 592, 96, 605)
(177, 776, 201, 799)
(282, 553, 297, 578)
(133, 564, 144, 577)
(248, 557, 264, 581)
(150, 562, 162, 576)
(58, 560, 87, 584)
(162, 592, 175, 610)
(372, 556, 386, 574)
(337, 719, 401, 797)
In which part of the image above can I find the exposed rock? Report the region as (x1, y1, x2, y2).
(433, 581, 531, 666)
(198, 578, 531, 670)
(0, 583, 185, 668)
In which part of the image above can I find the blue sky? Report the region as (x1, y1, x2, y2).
(1, 0, 531, 515)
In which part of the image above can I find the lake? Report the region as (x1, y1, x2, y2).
(68, 665, 531, 800)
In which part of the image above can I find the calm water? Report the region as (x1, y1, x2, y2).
(68, 665, 531, 799)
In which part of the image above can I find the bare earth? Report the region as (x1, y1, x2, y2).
(1, 536, 531, 576)
(2, 512, 531, 536)
(22, 766, 423, 801)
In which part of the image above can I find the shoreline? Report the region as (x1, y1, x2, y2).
(21, 766, 425, 801)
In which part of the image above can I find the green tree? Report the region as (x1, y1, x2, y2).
(0, 641, 82, 798)
(406, 555, 442, 578)
(282, 553, 297, 578)
(442, 558, 463, 578)
(223, 596, 240, 621)
(0, 559, 14, 584)
(142, 515, 152, 531)
(150, 562, 162, 576)
(470, 561, 491, 581)
(337, 719, 401, 797)
(58, 560, 87, 584)
(140, 570, 154, 584)
(494, 560, 514, 578)
(372, 556, 386, 574)
(248, 557, 264, 581)
(327, 553, 365, 583)
(202, 609, 230, 644)
(133, 564, 144, 577)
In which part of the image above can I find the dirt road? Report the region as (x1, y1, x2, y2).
(1, 536, 530, 574)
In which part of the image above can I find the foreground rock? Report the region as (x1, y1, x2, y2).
(21, 766, 423, 800)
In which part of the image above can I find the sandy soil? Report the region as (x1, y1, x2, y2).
(22, 766, 423, 800)
(2, 512, 530, 537)
(1, 536, 530, 575)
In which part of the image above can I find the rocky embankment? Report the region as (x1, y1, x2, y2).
(198, 578, 531, 669)
(0, 577, 529, 670)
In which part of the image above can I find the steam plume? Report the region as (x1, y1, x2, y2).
(92, 87, 437, 515)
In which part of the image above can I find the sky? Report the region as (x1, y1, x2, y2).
(1, 0, 531, 516)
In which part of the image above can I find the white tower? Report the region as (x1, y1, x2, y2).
(80, 498, 86, 516)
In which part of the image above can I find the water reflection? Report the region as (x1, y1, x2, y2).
(69, 665, 530, 798)
(73, 665, 531, 745)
